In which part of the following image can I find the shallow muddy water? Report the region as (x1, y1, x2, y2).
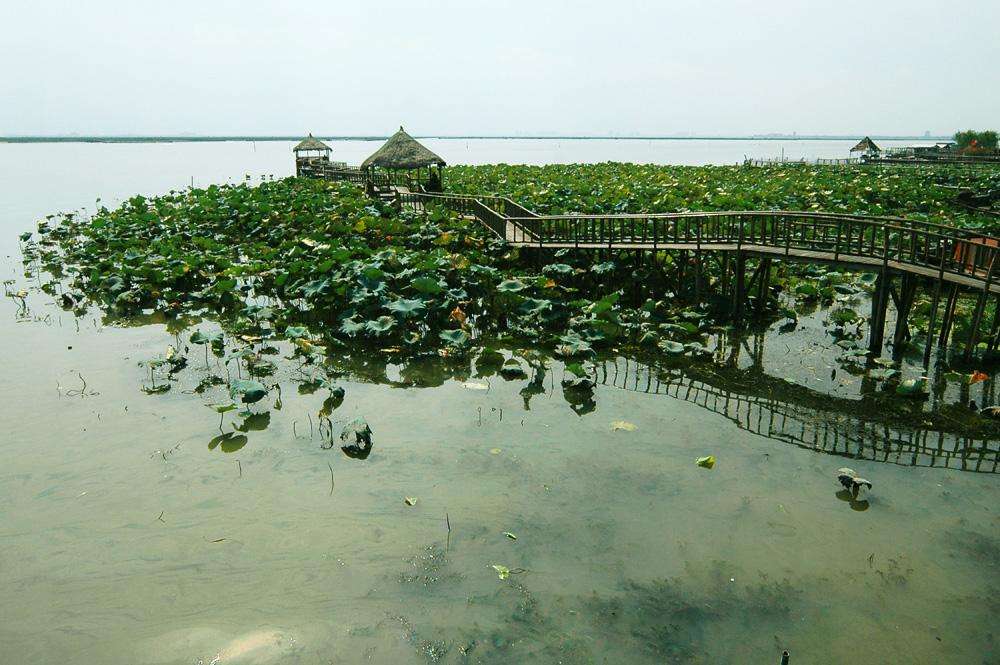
(1, 149, 998, 664)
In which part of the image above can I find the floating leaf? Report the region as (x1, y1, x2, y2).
(462, 381, 489, 391)
(504, 532, 517, 540)
(696, 455, 716, 469)
(404, 497, 418, 506)
(230, 379, 267, 404)
(492, 564, 510, 580)
(611, 420, 637, 432)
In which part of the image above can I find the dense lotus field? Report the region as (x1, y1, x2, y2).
(445, 162, 1000, 231)
(22, 178, 706, 362)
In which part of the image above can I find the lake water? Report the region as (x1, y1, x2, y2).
(0, 142, 997, 664)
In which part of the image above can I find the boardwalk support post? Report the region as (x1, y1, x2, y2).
(756, 258, 772, 312)
(892, 274, 918, 349)
(965, 249, 997, 361)
(938, 284, 960, 352)
(733, 252, 747, 322)
(869, 270, 890, 356)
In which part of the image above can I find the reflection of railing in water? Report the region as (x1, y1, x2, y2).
(595, 357, 1000, 473)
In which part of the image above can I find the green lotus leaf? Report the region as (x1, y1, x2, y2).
(660, 340, 685, 354)
(229, 379, 267, 404)
(439, 329, 469, 346)
(340, 318, 366, 336)
(284, 325, 309, 340)
(411, 276, 444, 294)
(497, 279, 527, 293)
(386, 298, 426, 318)
(365, 315, 396, 334)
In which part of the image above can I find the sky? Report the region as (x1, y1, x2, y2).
(1, 0, 997, 137)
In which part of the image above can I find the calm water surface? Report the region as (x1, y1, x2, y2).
(0, 143, 997, 664)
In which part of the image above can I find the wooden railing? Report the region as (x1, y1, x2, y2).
(497, 210, 1000, 289)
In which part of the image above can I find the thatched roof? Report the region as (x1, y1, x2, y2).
(293, 134, 331, 152)
(850, 136, 880, 153)
(361, 127, 445, 170)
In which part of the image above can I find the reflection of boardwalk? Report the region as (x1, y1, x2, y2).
(596, 357, 1000, 474)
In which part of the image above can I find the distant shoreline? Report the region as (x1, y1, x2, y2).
(0, 135, 950, 144)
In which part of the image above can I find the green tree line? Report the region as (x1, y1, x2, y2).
(954, 129, 998, 152)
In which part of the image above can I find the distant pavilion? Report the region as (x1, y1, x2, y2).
(849, 136, 881, 161)
(293, 133, 332, 175)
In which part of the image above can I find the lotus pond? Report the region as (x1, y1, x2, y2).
(2, 159, 999, 664)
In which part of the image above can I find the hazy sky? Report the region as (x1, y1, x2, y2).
(1, 0, 997, 136)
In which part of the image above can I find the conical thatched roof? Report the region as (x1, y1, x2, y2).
(293, 133, 331, 152)
(361, 127, 445, 170)
(850, 136, 880, 153)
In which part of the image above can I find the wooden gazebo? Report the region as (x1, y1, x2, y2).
(849, 136, 881, 160)
(361, 126, 446, 192)
(293, 133, 332, 175)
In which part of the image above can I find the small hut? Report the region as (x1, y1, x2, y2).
(361, 126, 446, 192)
(849, 136, 881, 161)
(293, 133, 332, 175)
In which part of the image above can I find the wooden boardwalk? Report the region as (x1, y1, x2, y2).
(303, 167, 1000, 361)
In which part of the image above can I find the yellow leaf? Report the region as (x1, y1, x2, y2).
(696, 455, 716, 469)
(611, 420, 637, 432)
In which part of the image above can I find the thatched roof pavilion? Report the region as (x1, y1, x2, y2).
(294, 133, 331, 153)
(293, 133, 332, 175)
(362, 127, 445, 170)
(850, 137, 881, 154)
(361, 127, 445, 192)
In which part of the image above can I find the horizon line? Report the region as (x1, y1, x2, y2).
(0, 134, 952, 144)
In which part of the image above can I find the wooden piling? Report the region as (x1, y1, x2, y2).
(869, 270, 891, 355)
(938, 284, 960, 350)
(733, 251, 747, 322)
(892, 274, 918, 348)
(923, 278, 944, 367)
(756, 258, 772, 312)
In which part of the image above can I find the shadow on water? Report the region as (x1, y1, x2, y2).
(315, 329, 1000, 474)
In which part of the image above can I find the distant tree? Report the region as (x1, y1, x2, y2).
(954, 130, 977, 148)
(954, 129, 998, 153)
